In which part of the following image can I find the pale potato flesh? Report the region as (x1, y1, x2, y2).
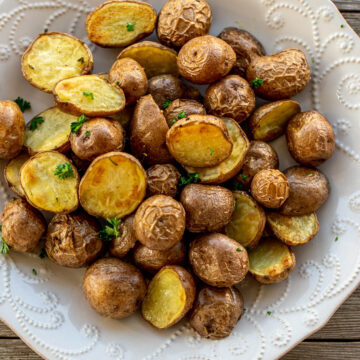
(5, 152, 29, 197)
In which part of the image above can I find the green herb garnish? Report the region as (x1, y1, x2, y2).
(242, 174, 249, 180)
(341, 24, 344, 28)
(54, 163, 75, 180)
(39, 248, 47, 259)
(71, 114, 88, 134)
(236, 248, 242, 252)
(44, 28, 48, 33)
(126, 23, 135, 31)
(209, 149, 214, 156)
(14, 97, 31, 112)
(98, 218, 122, 241)
(177, 110, 186, 119)
(0, 226, 9, 255)
(32, 268, 37, 276)
(29, 116, 44, 131)
(250, 78, 264, 88)
(267, 311, 272, 316)
(179, 173, 200, 187)
(308, 172, 312, 175)
(235, 201, 238, 211)
(163, 99, 172, 109)
(85, 130, 90, 139)
(77, 57, 85, 63)
(115, 81, 120, 86)
(83, 91, 94, 100)
(233, 182, 243, 190)
(335, 236, 339, 242)
(171, 119, 177, 124)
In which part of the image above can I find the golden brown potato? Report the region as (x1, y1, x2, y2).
(86, 0, 157, 48)
(189, 233, 249, 287)
(178, 35, 236, 84)
(109, 58, 148, 105)
(134, 195, 185, 250)
(0, 101, 25, 159)
(4, 152, 29, 197)
(157, 0, 212, 48)
(246, 48, 311, 100)
(146, 164, 181, 197)
(218, 27, 266, 77)
(189, 286, 244, 339)
(141, 265, 195, 328)
(286, 110, 335, 166)
(0, 199, 46, 252)
(166, 114, 233, 168)
(164, 99, 206, 127)
(248, 237, 296, 284)
(21, 32, 93, 93)
(280, 166, 330, 216)
(204, 75, 255, 123)
(250, 100, 301, 142)
(45, 211, 104, 268)
(83, 258, 147, 319)
(70, 118, 124, 161)
(180, 184, 234, 232)
(130, 94, 172, 165)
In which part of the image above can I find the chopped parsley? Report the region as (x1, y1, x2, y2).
(14, 97, 31, 112)
(234, 201, 238, 211)
(308, 172, 312, 175)
(233, 182, 243, 190)
(179, 173, 200, 187)
(177, 110, 186, 119)
(242, 174, 249, 180)
(29, 116, 44, 131)
(171, 119, 177, 125)
(335, 236, 339, 242)
(32, 268, 37, 276)
(163, 99, 172, 109)
(98, 218, 122, 241)
(71, 114, 88, 134)
(236, 248, 243, 252)
(203, 326, 208, 335)
(250, 78, 264, 88)
(44, 28, 48, 33)
(209, 149, 214, 156)
(85, 130, 90, 139)
(126, 23, 135, 31)
(83, 91, 94, 100)
(39, 248, 47, 259)
(267, 311, 272, 316)
(115, 81, 120, 86)
(77, 57, 85, 63)
(54, 163, 75, 180)
(311, 58, 315, 63)
(109, 158, 118, 166)
(341, 24, 344, 28)
(0, 226, 9, 255)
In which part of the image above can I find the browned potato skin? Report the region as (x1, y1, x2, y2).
(189, 233, 249, 287)
(204, 75, 255, 123)
(180, 184, 234, 232)
(164, 99, 206, 127)
(68, 151, 90, 174)
(146, 164, 181, 197)
(109, 58, 148, 105)
(286, 110, 335, 167)
(70, 118, 124, 161)
(280, 166, 330, 216)
(82, 258, 147, 319)
(251, 169, 290, 209)
(0, 101, 25, 159)
(189, 286, 244, 339)
(178, 35, 236, 84)
(134, 195, 186, 250)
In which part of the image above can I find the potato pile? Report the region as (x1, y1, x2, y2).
(0, 0, 335, 341)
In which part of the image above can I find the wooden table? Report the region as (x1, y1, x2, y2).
(0, 1, 359, 359)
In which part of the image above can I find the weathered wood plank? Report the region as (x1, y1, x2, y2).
(0, 339, 41, 359)
(334, 1, 360, 12)
(342, 12, 360, 34)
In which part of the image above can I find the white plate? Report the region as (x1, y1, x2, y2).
(0, 0, 360, 359)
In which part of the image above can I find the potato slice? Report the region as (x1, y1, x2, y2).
(118, 41, 178, 78)
(248, 238, 296, 284)
(53, 75, 125, 117)
(142, 266, 195, 329)
(184, 118, 249, 184)
(4, 152, 30, 197)
(267, 212, 319, 246)
(249, 100, 301, 142)
(166, 115, 233, 168)
(86, 0, 156, 48)
(79, 152, 146, 219)
(21, 32, 93, 93)
(20, 151, 79, 213)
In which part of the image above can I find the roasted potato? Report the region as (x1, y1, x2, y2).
(218, 27, 266, 77)
(83, 258, 147, 319)
(246, 48, 311, 100)
(146, 164, 181, 197)
(20, 151, 79, 214)
(225, 191, 265, 249)
(0, 199, 46, 252)
(130, 94, 172, 165)
(164, 99, 206, 127)
(180, 184, 234, 232)
(286, 110, 335, 166)
(166, 114, 233, 168)
(79, 152, 147, 219)
(189, 233, 249, 287)
(86, 0, 156, 48)
(109, 58, 148, 105)
(118, 41, 178, 78)
(4, 152, 29, 197)
(177, 35, 236, 84)
(251, 169, 290, 209)
(53, 75, 125, 117)
(189, 286, 244, 339)
(110, 106, 134, 129)
(280, 166, 330, 216)
(0, 101, 25, 159)
(45, 211, 104, 268)
(249, 100, 301, 142)
(141, 265, 195, 328)
(248, 237, 296, 284)
(157, 0, 213, 48)
(204, 75, 255, 123)
(134, 195, 185, 250)
(21, 32, 93, 93)
(68, 151, 90, 174)
(70, 118, 124, 161)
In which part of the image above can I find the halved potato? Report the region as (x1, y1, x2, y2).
(21, 32, 93, 93)
(117, 41, 178, 78)
(166, 115, 233, 168)
(53, 75, 125, 117)
(4, 152, 30, 197)
(24, 107, 77, 155)
(86, 0, 157, 48)
(248, 238, 296, 284)
(225, 191, 265, 249)
(184, 118, 249, 184)
(79, 152, 146, 219)
(267, 212, 319, 246)
(20, 151, 79, 213)
(141, 265, 196, 329)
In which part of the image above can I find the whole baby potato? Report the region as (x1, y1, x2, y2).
(0, 101, 25, 159)
(146, 164, 181, 197)
(0, 199, 46, 252)
(164, 99, 206, 127)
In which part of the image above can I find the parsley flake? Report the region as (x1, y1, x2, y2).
(177, 110, 186, 119)
(83, 91, 94, 100)
(171, 119, 177, 125)
(126, 23, 135, 31)
(335, 236, 339, 242)
(209, 149, 214, 156)
(250, 78, 264, 88)
(77, 57, 85, 63)
(179, 173, 200, 187)
(341, 24, 344, 28)
(85, 130, 90, 139)
(54, 163, 75, 180)
(98, 218, 122, 241)
(44, 28, 48, 33)
(242, 174, 249, 180)
(308, 172, 312, 175)
(39, 248, 47, 259)
(14, 97, 31, 112)
(29, 116, 44, 131)
(32, 268, 37, 276)
(71, 114, 88, 134)
(236, 248, 242, 252)
(163, 99, 172, 109)
(234, 201, 238, 211)
(233, 182, 243, 190)
(115, 81, 120, 86)
(267, 311, 272, 316)
(0, 226, 9, 255)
